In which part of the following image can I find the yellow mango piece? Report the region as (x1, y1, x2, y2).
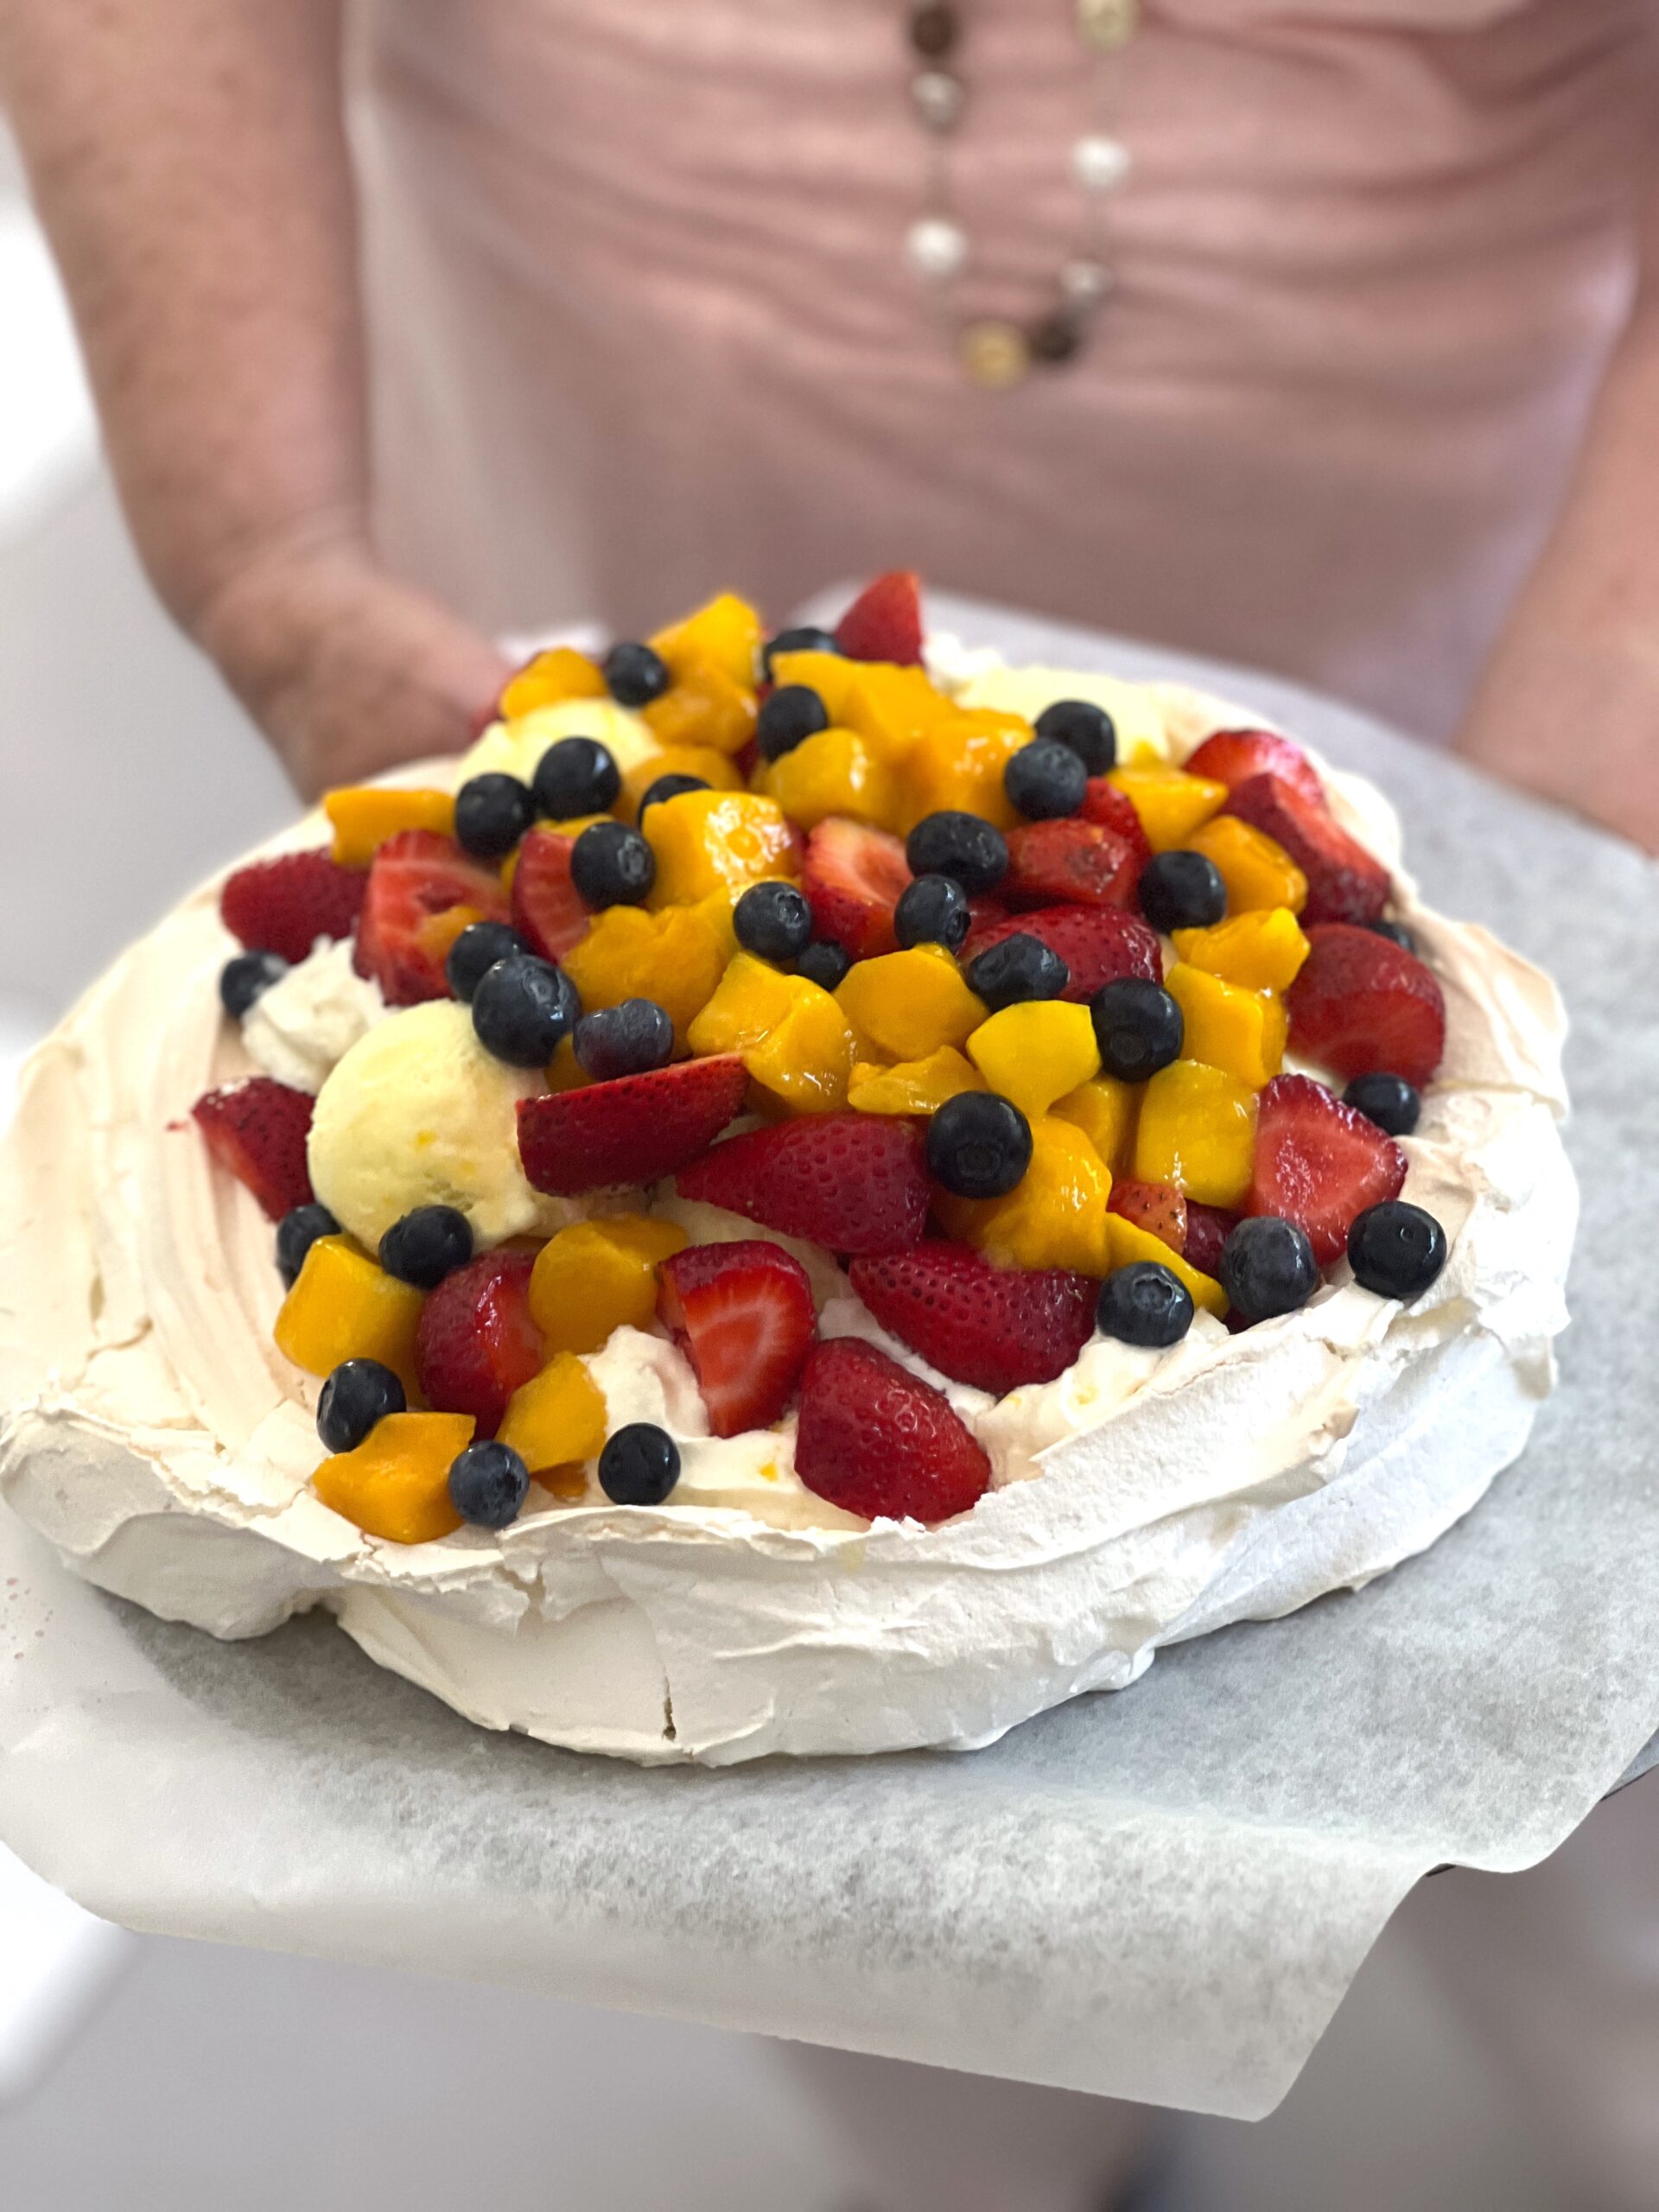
(842, 664, 955, 766)
(1185, 814, 1308, 916)
(528, 1217, 688, 1354)
(1107, 765, 1228, 853)
(1134, 1061, 1259, 1209)
(620, 745, 744, 817)
(645, 790, 799, 906)
(545, 1036, 588, 1092)
(1050, 1075, 1139, 1177)
(324, 786, 455, 867)
(313, 1411, 474, 1546)
(764, 728, 899, 831)
(768, 649, 862, 723)
(650, 592, 764, 691)
(1171, 907, 1310, 995)
(848, 1046, 984, 1116)
(689, 953, 856, 1113)
(499, 646, 607, 722)
(1165, 966, 1287, 1090)
(496, 1353, 610, 1483)
(898, 709, 1028, 833)
(966, 1001, 1101, 1121)
(836, 944, 988, 1062)
(1103, 1216, 1230, 1319)
(642, 654, 757, 756)
(275, 1236, 425, 1393)
(562, 897, 734, 1048)
(935, 1116, 1115, 1275)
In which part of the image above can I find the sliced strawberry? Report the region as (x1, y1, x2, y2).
(657, 1240, 816, 1438)
(1245, 1072, 1408, 1264)
(1079, 779, 1154, 865)
(1107, 1179, 1187, 1256)
(415, 1250, 543, 1437)
(963, 906, 1162, 1001)
(1185, 728, 1328, 813)
(801, 817, 912, 958)
(963, 892, 1012, 939)
(517, 1055, 748, 1195)
(848, 1242, 1095, 1394)
(192, 1077, 315, 1220)
(1220, 774, 1389, 926)
(1183, 1201, 1238, 1281)
(795, 1338, 990, 1524)
(1286, 923, 1446, 1088)
(219, 849, 366, 963)
(1002, 819, 1141, 912)
(834, 570, 925, 665)
(353, 830, 512, 1005)
(511, 825, 593, 961)
(676, 1114, 928, 1255)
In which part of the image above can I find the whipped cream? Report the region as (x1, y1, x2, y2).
(241, 937, 386, 1094)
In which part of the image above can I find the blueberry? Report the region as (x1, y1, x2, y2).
(638, 772, 709, 821)
(471, 952, 580, 1065)
(1035, 698, 1116, 776)
(1096, 1262, 1194, 1348)
(1366, 918, 1417, 954)
(925, 1091, 1033, 1199)
(379, 1204, 474, 1288)
(1347, 1200, 1447, 1301)
(1138, 850, 1228, 933)
(219, 950, 286, 1020)
(734, 880, 814, 962)
(570, 820, 656, 907)
(1344, 1072, 1421, 1138)
(316, 1358, 405, 1453)
(756, 684, 830, 762)
(761, 625, 841, 681)
(598, 1422, 681, 1505)
(603, 640, 671, 708)
(446, 919, 531, 1003)
(1005, 740, 1088, 821)
(573, 998, 675, 1081)
(967, 931, 1069, 1010)
(1089, 978, 1184, 1082)
(532, 737, 620, 820)
(454, 772, 535, 861)
(906, 810, 1008, 895)
(448, 1439, 531, 1530)
(276, 1202, 339, 1287)
(1219, 1216, 1320, 1321)
(796, 940, 851, 991)
(893, 873, 969, 951)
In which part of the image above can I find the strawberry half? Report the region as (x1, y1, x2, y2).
(415, 1250, 543, 1437)
(834, 570, 925, 665)
(511, 825, 593, 961)
(219, 849, 366, 963)
(963, 905, 1162, 1001)
(192, 1077, 315, 1220)
(657, 1240, 817, 1438)
(795, 1338, 990, 1524)
(848, 1242, 1096, 1394)
(1079, 778, 1154, 864)
(1286, 923, 1446, 1088)
(1245, 1072, 1408, 1264)
(1185, 728, 1328, 813)
(517, 1055, 749, 1195)
(802, 817, 911, 959)
(1183, 1201, 1238, 1280)
(353, 830, 512, 1005)
(1002, 819, 1141, 911)
(675, 1113, 928, 1255)
(1220, 774, 1389, 926)
(1107, 1179, 1187, 1255)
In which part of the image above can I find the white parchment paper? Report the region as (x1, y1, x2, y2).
(2, 595, 1656, 2120)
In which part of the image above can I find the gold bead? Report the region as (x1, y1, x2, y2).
(1077, 0, 1139, 51)
(958, 319, 1031, 391)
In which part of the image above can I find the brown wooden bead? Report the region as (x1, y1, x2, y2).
(1029, 313, 1083, 365)
(908, 3, 960, 60)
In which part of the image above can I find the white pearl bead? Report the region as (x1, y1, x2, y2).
(905, 216, 969, 282)
(1071, 133, 1132, 193)
(911, 68, 965, 133)
(1060, 256, 1115, 306)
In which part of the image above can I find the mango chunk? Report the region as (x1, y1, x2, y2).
(324, 786, 455, 867)
(848, 1046, 984, 1116)
(275, 1236, 425, 1393)
(1170, 907, 1310, 995)
(496, 1353, 609, 1480)
(764, 728, 899, 831)
(1165, 966, 1287, 1090)
(934, 1115, 1115, 1275)
(1185, 815, 1307, 915)
(499, 646, 607, 722)
(314, 1412, 474, 1546)
(836, 944, 987, 1062)
(1133, 1061, 1259, 1209)
(1050, 1075, 1140, 1177)
(649, 592, 764, 692)
(528, 1217, 689, 1354)
(1106, 765, 1228, 853)
(897, 708, 1028, 832)
(620, 745, 744, 818)
(967, 1001, 1101, 1122)
(1103, 1217, 1230, 1319)
(562, 897, 734, 1047)
(767, 649, 862, 724)
(645, 790, 799, 906)
(689, 952, 857, 1113)
(842, 664, 954, 766)
(641, 655, 757, 756)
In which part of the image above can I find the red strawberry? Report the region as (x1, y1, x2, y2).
(219, 849, 366, 963)
(848, 1242, 1096, 1394)
(1002, 819, 1141, 911)
(415, 1250, 543, 1437)
(192, 1077, 315, 1220)
(1183, 1201, 1238, 1280)
(834, 570, 925, 665)
(675, 1114, 928, 1255)
(1185, 728, 1328, 813)
(1245, 1072, 1407, 1264)
(1107, 1179, 1187, 1256)
(1286, 923, 1446, 1088)
(1220, 774, 1389, 926)
(510, 825, 592, 961)
(795, 1338, 990, 1524)
(517, 1055, 749, 1195)
(657, 1240, 816, 1437)
(802, 817, 911, 958)
(353, 830, 512, 1005)
(1079, 778, 1154, 865)
(963, 906, 1162, 1001)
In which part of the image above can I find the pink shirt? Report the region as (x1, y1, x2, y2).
(357, 0, 1656, 741)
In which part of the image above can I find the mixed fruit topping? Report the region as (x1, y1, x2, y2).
(192, 572, 1452, 1545)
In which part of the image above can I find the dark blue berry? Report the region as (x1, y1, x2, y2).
(603, 641, 671, 708)
(573, 999, 675, 1081)
(598, 1422, 681, 1505)
(1138, 850, 1227, 933)
(454, 772, 535, 861)
(761, 625, 840, 680)
(1096, 1262, 1194, 1348)
(906, 811, 1008, 895)
(316, 1358, 405, 1453)
(638, 772, 709, 821)
(893, 873, 969, 951)
(1035, 698, 1116, 775)
(471, 952, 580, 1065)
(448, 1439, 531, 1529)
(1344, 1072, 1421, 1138)
(276, 1202, 339, 1287)
(734, 880, 814, 962)
(1219, 1216, 1320, 1322)
(446, 920, 531, 1003)
(967, 931, 1070, 1010)
(1090, 979, 1184, 1082)
(379, 1204, 474, 1288)
(756, 684, 830, 762)
(1005, 740, 1088, 821)
(570, 820, 655, 907)
(1366, 919, 1417, 954)
(532, 737, 620, 820)
(796, 940, 851, 991)
(1347, 1200, 1447, 1301)
(925, 1091, 1033, 1199)
(220, 950, 286, 1019)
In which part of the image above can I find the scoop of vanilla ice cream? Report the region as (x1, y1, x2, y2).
(459, 698, 660, 786)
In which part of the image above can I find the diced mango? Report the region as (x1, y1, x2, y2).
(763, 728, 899, 831)
(848, 1046, 984, 1116)
(645, 790, 799, 906)
(497, 1353, 609, 1482)
(275, 1236, 425, 1394)
(688, 952, 857, 1113)
(620, 745, 744, 818)
(1103, 1216, 1230, 1319)
(768, 649, 862, 723)
(1170, 907, 1310, 994)
(1106, 765, 1228, 853)
(897, 708, 1028, 832)
(562, 897, 734, 1048)
(314, 1411, 474, 1545)
(842, 664, 954, 766)
(1134, 1061, 1259, 1209)
(545, 1036, 588, 1092)
(649, 592, 764, 691)
(528, 1217, 689, 1354)
(1050, 1075, 1139, 1176)
(1185, 815, 1307, 915)
(1165, 965, 1287, 1090)
(641, 654, 757, 756)
(324, 786, 456, 867)
(499, 646, 607, 722)
(836, 944, 988, 1062)
(934, 1115, 1115, 1275)
(966, 1001, 1101, 1121)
